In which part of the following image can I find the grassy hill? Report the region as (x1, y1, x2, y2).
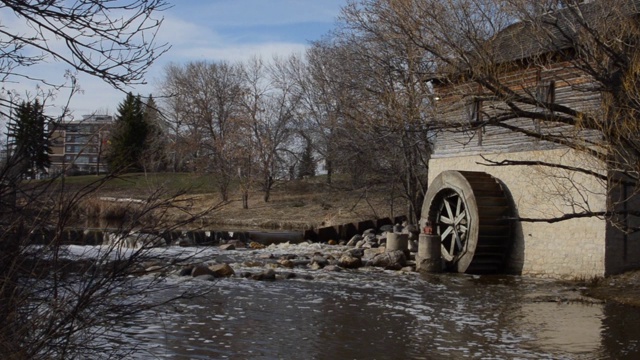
(53, 173, 407, 230)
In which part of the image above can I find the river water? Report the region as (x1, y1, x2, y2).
(67, 243, 640, 359)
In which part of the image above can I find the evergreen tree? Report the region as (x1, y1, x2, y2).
(141, 95, 168, 171)
(6, 99, 51, 178)
(297, 137, 315, 179)
(106, 92, 149, 172)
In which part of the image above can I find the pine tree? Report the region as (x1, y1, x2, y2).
(106, 92, 149, 172)
(297, 137, 315, 179)
(6, 99, 51, 178)
(141, 95, 168, 171)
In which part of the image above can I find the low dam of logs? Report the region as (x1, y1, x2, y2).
(18, 216, 409, 247)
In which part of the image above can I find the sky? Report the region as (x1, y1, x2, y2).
(3, 0, 347, 118)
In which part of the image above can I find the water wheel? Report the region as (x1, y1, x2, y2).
(421, 170, 511, 274)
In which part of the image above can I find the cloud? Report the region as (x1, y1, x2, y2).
(0, 1, 345, 118)
(173, 42, 308, 63)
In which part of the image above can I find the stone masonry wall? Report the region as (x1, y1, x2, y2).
(429, 148, 607, 279)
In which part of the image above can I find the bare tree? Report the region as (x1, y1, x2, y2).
(160, 61, 245, 201)
(349, 0, 640, 227)
(289, 2, 434, 222)
(0, 1, 222, 358)
(239, 56, 300, 203)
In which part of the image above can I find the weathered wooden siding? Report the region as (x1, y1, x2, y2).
(432, 60, 602, 159)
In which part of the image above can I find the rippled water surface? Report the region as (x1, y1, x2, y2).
(71, 244, 640, 359)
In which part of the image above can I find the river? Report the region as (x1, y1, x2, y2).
(66, 242, 640, 359)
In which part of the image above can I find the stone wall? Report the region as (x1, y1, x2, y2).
(428, 148, 608, 279)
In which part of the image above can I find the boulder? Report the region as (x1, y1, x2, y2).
(347, 234, 363, 246)
(362, 228, 376, 236)
(347, 248, 365, 258)
(249, 241, 265, 249)
(209, 263, 235, 277)
(338, 255, 362, 269)
(278, 259, 295, 268)
(371, 250, 407, 269)
(323, 265, 342, 272)
(179, 267, 193, 276)
(191, 265, 215, 277)
(227, 239, 246, 248)
(363, 247, 386, 260)
(219, 244, 236, 251)
(310, 254, 329, 267)
(251, 269, 276, 281)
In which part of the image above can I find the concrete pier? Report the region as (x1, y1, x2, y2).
(416, 234, 442, 272)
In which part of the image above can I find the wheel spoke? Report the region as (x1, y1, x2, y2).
(454, 230, 463, 251)
(441, 225, 453, 239)
(449, 233, 456, 254)
(444, 199, 454, 220)
(440, 215, 454, 225)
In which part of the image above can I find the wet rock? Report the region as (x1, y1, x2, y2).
(328, 239, 337, 245)
(251, 269, 276, 281)
(323, 265, 342, 272)
(400, 266, 414, 272)
(191, 265, 215, 277)
(347, 248, 365, 258)
(278, 259, 295, 268)
(363, 247, 386, 260)
(219, 244, 236, 251)
(227, 239, 246, 248)
(346, 234, 362, 246)
(311, 254, 329, 267)
(355, 240, 366, 248)
(362, 228, 376, 236)
(179, 267, 193, 276)
(338, 255, 362, 269)
(249, 241, 265, 249)
(144, 265, 164, 273)
(309, 262, 323, 270)
(292, 259, 310, 267)
(243, 260, 265, 267)
(371, 250, 407, 269)
(209, 263, 235, 277)
(258, 253, 274, 259)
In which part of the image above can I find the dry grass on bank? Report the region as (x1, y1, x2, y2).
(65, 173, 407, 230)
(170, 178, 406, 230)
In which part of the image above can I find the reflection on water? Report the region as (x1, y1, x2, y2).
(70, 243, 640, 360)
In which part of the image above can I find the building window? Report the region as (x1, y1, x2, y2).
(536, 80, 555, 111)
(467, 98, 484, 145)
(535, 79, 555, 136)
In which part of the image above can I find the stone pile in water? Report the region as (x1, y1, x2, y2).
(164, 222, 422, 282)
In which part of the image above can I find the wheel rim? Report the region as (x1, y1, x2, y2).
(436, 190, 470, 262)
(421, 170, 512, 274)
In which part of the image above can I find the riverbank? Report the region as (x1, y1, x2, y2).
(59, 173, 640, 307)
(582, 270, 640, 307)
